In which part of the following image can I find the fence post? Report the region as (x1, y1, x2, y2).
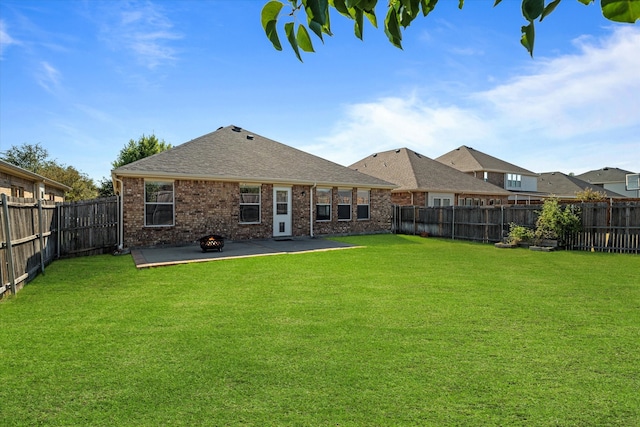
(38, 199, 45, 275)
(451, 205, 455, 240)
(1, 194, 17, 295)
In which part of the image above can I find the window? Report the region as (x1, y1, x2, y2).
(239, 184, 261, 223)
(357, 189, 370, 220)
(483, 171, 489, 182)
(145, 181, 174, 226)
(433, 197, 451, 207)
(10, 185, 24, 198)
(316, 188, 331, 221)
(507, 173, 522, 188)
(337, 189, 352, 220)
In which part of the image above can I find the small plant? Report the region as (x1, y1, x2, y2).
(507, 223, 534, 244)
(534, 197, 581, 244)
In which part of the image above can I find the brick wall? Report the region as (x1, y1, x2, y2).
(121, 178, 391, 248)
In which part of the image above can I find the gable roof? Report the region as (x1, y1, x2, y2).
(0, 159, 71, 192)
(537, 172, 626, 198)
(435, 146, 536, 176)
(350, 148, 510, 195)
(575, 167, 636, 185)
(112, 126, 394, 188)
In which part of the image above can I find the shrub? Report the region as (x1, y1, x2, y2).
(534, 197, 581, 244)
(507, 223, 534, 244)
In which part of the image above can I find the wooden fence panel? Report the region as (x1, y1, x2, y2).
(57, 196, 119, 257)
(1, 196, 119, 297)
(394, 202, 640, 253)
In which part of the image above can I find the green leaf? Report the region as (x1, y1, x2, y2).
(354, 7, 364, 39)
(521, 0, 544, 20)
(296, 24, 315, 52)
(541, 0, 562, 21)
(421, 0, 438, 16)
(285, 22, 303, 61)
(520, 21, 535, 57)
(601, 0, 640, 23)
(494, 0, 503, 6)
(384, 7, 403, 49)
(364, 9, 378, 27)
(261, 1, 284, 50)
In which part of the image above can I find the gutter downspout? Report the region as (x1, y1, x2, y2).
(114, 175, 124, 250)
(310, 183, 316, 238)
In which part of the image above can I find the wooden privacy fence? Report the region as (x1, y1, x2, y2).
(393, 201, 640, 254)
(1, 195, 119, 297)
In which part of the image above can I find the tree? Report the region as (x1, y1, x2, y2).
(112, 134, 172, 169)
(39, 163, 98, 202)
(576, 187, 608, 201)
(261, 0, 640, 61)
(1, 143, 98, 202)
(98, 133, 172, 196)
(1, 143, 50, 173)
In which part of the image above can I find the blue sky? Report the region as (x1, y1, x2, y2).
(1, 0, 638, 183)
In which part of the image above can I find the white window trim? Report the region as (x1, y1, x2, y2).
(316, 187, 332, 222)
(239, 183, 261, 224)
(337, 188, 352, 221)
(356, 189, 370, 220)
(144, 180, 175, 227)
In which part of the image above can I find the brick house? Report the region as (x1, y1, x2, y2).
(0, 159, 69, 202)
(350, 148, 511, 207)
(111, 126, 395, 248)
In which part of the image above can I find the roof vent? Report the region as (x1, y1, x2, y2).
(395, 149, 401, 153)
(232, 126, 242, 132)
(372, 153, 377, 157)
(414, 152, 421, 158)
(246, 135, 254, 140)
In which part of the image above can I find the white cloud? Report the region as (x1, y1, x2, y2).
(99, 1, 182, 69)
(0, 19, 19, 59)
(314, 26, 640, 173)
(35, 61, 61, 93)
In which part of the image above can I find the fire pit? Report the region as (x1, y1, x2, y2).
(199, 234, 224, 252)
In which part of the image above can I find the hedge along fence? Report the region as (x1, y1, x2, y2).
(0, 195, 119, 297)
(392, 201, 640, 254)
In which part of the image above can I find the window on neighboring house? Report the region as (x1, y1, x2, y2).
(239, 184, 261, 224)
(337, 189, 352, 220)
(316, 188, 331, 221)
(432, 197, 452, 207)
(357, 189, 370, 220)
(483, 171, 489, 182)
(507, 173, 522, 188)
(145, 181, 174, 226)
(10, 185, 24, 198)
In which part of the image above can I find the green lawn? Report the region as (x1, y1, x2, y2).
(1, 234, 639, 426)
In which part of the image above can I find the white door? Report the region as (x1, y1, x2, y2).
(273, 187, 292, 237)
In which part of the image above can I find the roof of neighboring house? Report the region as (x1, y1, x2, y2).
(112, 125, 395, 188)
(435, 145, 537, 176)
(350, 148, 511, 195)
(537, 172, 627, 198)
(575, 167, 636, 185)
(0, 159, 71, 191)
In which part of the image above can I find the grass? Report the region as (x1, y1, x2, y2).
(1, 234, 639, 426)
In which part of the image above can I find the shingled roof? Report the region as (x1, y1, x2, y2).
(576, 167, 635, 185)
(537, 172, 626, 198)
(435, 146, 536, 176)
(112, 126, 394, 188)
(350, 148, 510, 195)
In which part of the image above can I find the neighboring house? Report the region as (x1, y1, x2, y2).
(436, 146, 539, 203)
(0, 159, 69, 202)
(111, 125, 395, 248)
(537, 172, 627, 199)
(576, 167, 639, 198)
(350, 148, 511, 207)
